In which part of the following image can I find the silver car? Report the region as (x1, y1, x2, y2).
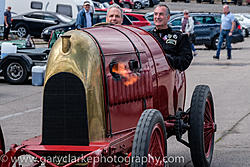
(234, 13, 250, 37)
(134, 0, 149, 9)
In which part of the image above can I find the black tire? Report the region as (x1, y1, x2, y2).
(0, 126, 5, 155)
(197, 0, 202, 3)
(16, 25, 28, 38)
(210, 0, 214, 4)
(131, 109, 167, 167)
(149, 0, 154, 7)
(134, 2, 142, 9)
(185, 0, 190, 3)
(123, 3, 131, 9)
(211, 35, 226, 50)
(188, 85, 215, 167)
(242, 28, 249, 37)
(205, 44, 212, 50)
(3, 61, 28, 84)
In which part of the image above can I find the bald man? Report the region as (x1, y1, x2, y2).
(214, 5, 235, 60)
(106, 4, 123, 25)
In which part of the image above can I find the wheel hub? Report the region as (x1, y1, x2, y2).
(7, 63, 24, 80)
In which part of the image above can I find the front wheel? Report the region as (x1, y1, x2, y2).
(188, 85, 216, 167)
(212, 35, 226, 50)
(17, 25, 28, 38)
(131, 109, 167, 167)
(3, 61, 28, 84)
(134, 2, 142, 9)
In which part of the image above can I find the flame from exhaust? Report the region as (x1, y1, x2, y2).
(112, 63, 138, 86)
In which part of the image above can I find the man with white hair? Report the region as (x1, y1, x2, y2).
(213, 5, 235, 60)
(106, 4, 123, 25)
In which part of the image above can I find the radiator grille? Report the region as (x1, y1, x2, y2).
(42, 72, 89, 145)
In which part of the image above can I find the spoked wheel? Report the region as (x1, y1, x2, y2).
(188, 85, 216, 167)
(0, 126, 5, 166)
(131, 109, 167, 167)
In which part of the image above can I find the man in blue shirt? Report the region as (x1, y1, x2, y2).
(76, 1, 93, 29)
(214, 5, 235, 60)
(3, 6, 12, 40)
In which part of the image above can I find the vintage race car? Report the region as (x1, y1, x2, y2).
(0, 24, 216, 167)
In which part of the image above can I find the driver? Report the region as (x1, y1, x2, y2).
(150, 4, 193, 71)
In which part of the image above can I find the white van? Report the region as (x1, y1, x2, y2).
(5, 0, 94, 19)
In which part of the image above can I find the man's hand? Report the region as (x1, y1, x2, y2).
(229, 32, 233, 36)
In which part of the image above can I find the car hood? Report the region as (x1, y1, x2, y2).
(43, 22, 76, 32)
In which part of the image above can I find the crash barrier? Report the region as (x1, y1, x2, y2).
(1, 42, 17, 59)
(32, 65, 46, 86)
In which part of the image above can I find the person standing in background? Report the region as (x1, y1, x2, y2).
(213, 5, 235, 60)
(76, 1, 93, 29)
(4, 6, 12, 40)
(181, 10, 197, 56)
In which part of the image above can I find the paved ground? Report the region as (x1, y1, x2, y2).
(0, 36, 250, 166)
(1, 3, 250, 166)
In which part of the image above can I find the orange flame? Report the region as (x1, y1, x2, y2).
(112, 63, 138, 86)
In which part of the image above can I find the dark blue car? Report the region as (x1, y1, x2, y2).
(142, 13, 244, 50)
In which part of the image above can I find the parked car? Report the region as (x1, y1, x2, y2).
(221, 0, 242, 5)
(149, 0, 160, 7)
(196, 0, 214, 4)
(234, 13, 250, 37)
(41, 12, 133, 42)
(142, 13, 244, 50)
(125, 13, 151, 27)
(171, 0, 190, 3)
(168, 13, 244, 49)
(145, 11, 183, 25)
(11, 11, 73, 38)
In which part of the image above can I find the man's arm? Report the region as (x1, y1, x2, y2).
(4, 15, 8, 27)
(229, 20, 235, 36)
(173, 33, 193, 71)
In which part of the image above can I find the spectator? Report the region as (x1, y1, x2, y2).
(4, 6, 12, 40)
(76, 1, 93, 29)
(181, 10, 197, 56)
(150, 4, 193, 71)
(213, 5, 235, 60)
(106, 4, 123, 25)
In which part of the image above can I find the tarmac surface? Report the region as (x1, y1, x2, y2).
(0, 36, 250, 166)
(1, 2, 250, 166)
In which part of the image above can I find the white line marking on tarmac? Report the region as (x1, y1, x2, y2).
(0, 107, 41, 120)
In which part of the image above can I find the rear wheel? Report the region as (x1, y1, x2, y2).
(131, 109, 167, 167)
(3, 61, 28, 84)
(196, 0, 202, 3)
(188, 85, 216, 167)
